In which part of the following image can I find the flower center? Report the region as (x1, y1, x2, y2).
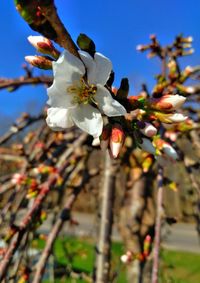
(67, 78, 97, 105)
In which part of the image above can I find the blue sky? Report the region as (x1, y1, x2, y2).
(0, 0, 200, 130)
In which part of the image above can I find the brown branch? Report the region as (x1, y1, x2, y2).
(0, 113, 44, 145)
(151, 167, 163, 283)
(40, 4, 80, 58)
(32, 157, 93, 283)
(94, 152, 118, 283)
(0, 133, 87, 280)
(0, 76, 52, 91)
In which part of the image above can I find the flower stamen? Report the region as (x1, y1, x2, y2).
(67, 78, 97, 105)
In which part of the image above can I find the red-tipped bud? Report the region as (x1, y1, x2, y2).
(143, 235, 151, 257)
(11, 173, 26, 185)
(28, 36, 60, 59)
(109, 124, 125, 158)
(149, 95, 186, 112)
(25, 55, 52, 70)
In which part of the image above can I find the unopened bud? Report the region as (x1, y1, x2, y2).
(136, 44, 149, 52)
(109, 124, 125, 158)
(180, 36, 193, 43)
(162, 143, 178, 161)
(120, 251, 133, 263)
(182, 49, 194, 56)
(28, 36, 60, 59)
(153, 111, 188, 123)
(149, 95, 186, 112)
(11, 173, 26, 185)
(176, 84, 195, 94)
(143, 235, 151, 257)
(140, 122, 157, 137)
(25, 55, 52, 69)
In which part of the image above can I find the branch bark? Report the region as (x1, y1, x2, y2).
(151, 167, 163, 283)
(94, 152, 118, 283)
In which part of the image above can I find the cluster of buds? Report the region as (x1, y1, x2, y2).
(32, 164, 63, 186)
(121, 235, 152, 264)
(100, 124, 125, 158)
(149, 94, 187, 124)
(164, 118, 194, 142)
(137, 34, 194, 59)
(25, 36, 60, 69)
(11, 173, 27, 185)
(26, 178, 39, 199)
(32, 164, 58, 175)
(17, 266, 31, 283)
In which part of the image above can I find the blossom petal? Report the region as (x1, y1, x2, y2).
(94, 53, 112, 85)
(79, 51, 112, 85)
(52, 50, 85, 86)
(95, 85, 127, 116)
(47, 81, 75, 108)
(79, 51, 96, 84)
(71, 104, 103, 137)
(46, 107, 74, 130)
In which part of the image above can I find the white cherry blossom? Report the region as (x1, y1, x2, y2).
(46, 50, 126, 137)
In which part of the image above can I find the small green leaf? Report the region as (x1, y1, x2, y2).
(77, 33, 96, 56)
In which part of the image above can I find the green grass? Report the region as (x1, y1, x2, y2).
(34, 237, 200, 283)
(160, 249, 200, 283)
(34, 236, 127, 283)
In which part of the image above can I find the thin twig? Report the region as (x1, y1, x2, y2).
(151, 166, 163, 283)
(0, 76, 52, 91)
(94, 152, 118, 283)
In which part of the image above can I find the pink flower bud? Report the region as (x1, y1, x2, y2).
(162, 143, 178, 161)
(140, 138, 156, 155)
(25, 56, 52, 70)
(11, 173, 26, 185)
(140, 122, 157, 137)
(153, 112, 188, 123)
(150, 95, 186, 112)
(120, 251, 133, 263)
(109, 124, 125, 158)
(28, 36, 60, 59)
(167, 113, 188, 123)
(120, 254, 129, 263)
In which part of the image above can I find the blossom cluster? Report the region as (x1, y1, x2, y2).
(26, 35, 190, 160)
